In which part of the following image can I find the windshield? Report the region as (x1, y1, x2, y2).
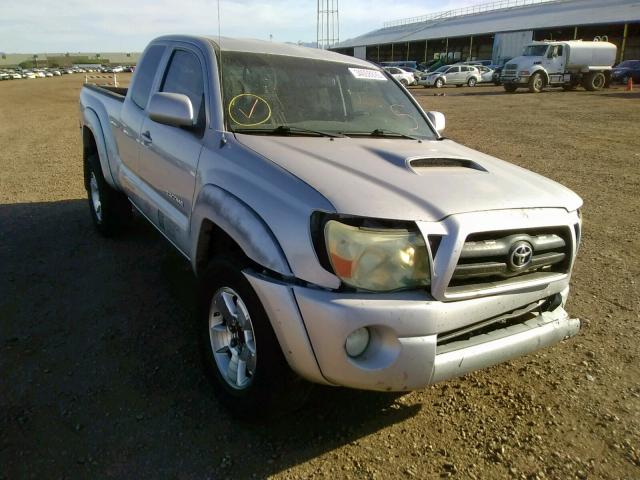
(522, 45, 549, 57)
(220, 52, 436, 139)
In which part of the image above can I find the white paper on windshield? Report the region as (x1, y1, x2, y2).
(348, 68, 387, 81)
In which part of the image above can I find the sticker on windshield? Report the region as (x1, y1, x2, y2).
(348, 68, 387, 81)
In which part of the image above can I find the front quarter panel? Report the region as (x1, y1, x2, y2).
(191, 133, 341, 289)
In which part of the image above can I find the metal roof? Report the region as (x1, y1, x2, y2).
(336, 0, 640, 48)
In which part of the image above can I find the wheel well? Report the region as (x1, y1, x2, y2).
(82, 126, 98, 190)
(195, 219, 251, 276)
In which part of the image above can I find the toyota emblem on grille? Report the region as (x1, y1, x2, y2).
(508, 241, 533, 270)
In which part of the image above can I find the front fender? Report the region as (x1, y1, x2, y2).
(82, 108, 116, 188)
(190, 184, 292, 277)
(531, 66, 549, 82)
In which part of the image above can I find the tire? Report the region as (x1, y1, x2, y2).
(85, 153, 131, 236)
(582, 72, 606, 91)
(199, 257, 310, 419)
(467, 77, 477, 87)
(400, 78, 408, 86)
(435, 78, 444, 88)
(528, 72, 545, 93)
(504, 84, 518, 93)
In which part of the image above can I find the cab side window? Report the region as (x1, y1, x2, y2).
(161, 50, 206, 133)
(131, 45, 165, 109)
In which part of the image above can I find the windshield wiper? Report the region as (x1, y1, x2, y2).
(369, 128, 421, 141)
(234, 125, 345, 138)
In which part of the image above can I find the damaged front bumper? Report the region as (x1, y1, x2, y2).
(244, 271, 580, 391)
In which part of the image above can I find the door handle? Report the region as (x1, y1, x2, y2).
(141, 130, 152, 145)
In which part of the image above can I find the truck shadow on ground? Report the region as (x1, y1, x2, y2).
(0, 199, 421, 479)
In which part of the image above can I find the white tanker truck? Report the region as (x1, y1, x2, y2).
(500, 40, 617, 93)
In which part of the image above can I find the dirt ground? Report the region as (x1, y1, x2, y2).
(1, 73, 638, 480)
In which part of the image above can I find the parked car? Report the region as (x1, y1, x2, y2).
(52, 70, 62, 76)
(383, 66, 416, 86)
(80, 35, 583, 417)
(419, 65, 481, 88)
(470, 65, 495, 83)
(611, 60, 640, 84)
(398, 66, 423, 83)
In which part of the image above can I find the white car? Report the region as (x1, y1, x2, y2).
(468, 65, 495, 83)
(12, 73, 23, 79)
(111, 66, 124, 73)
(383, 67, 416, 86)
(52, 70, 62, 76)
(35, 71, 46, 78)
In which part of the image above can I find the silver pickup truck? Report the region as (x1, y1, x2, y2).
(80, 35, 582, 417)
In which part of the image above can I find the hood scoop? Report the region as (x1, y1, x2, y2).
(408, 157, 487, 174)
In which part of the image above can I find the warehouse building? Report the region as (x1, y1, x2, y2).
(332, 0, 640, 65)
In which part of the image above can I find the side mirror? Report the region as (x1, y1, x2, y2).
(427, 111, 445, 133)
(148, 92, 195, 127)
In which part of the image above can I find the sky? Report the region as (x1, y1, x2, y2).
(0, 0, 484, 53)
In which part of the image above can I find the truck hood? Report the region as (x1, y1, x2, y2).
(507, 56, 544, 70)
(235, 135, 582, 221)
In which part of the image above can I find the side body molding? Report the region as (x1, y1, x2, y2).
(190, 184, 292, 276)
(82, 108, 117, 188)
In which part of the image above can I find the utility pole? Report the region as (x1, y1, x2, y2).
(317, 0, 339, 49)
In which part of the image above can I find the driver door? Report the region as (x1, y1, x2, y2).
(447, 66, 462, 84)
(546, 45, 565, 78)
(138, 46, 208, 254)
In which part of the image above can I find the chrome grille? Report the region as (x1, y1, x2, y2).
(447, 228, 572, 294)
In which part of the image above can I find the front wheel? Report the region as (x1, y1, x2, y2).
(400, 78, 409, 86)
(467, 77, 477, 87)
(528, 72, 545, 93)
(199, 258, 309, 418)
(435, 78, 444, 88)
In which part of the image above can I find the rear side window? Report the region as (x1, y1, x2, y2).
(161, 50, 206, 131)
(131, 45, 165, 109)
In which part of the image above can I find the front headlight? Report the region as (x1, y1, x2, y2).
(324, 220, 430, 292)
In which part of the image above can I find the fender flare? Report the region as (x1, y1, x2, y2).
(531, 67, 549, 84)
(82, 108, 117, 188)
(190, 184, 292, 277)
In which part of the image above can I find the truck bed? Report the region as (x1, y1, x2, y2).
(83, 83, 128, 102)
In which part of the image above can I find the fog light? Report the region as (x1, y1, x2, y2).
(345, 327, 370, 358)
